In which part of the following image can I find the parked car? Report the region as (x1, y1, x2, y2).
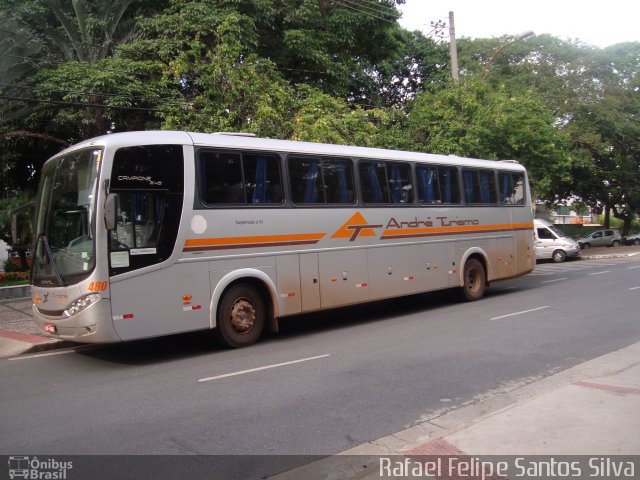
(576, 229, 622, 249)
(623, 232, 640, 245)
(534, 219, 581, 263)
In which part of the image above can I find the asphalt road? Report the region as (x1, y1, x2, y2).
(1, 255, 639, 476)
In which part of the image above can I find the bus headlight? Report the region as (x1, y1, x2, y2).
(63, 294, 101, 317)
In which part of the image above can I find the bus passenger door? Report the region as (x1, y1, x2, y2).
(299, 253, 320, 312)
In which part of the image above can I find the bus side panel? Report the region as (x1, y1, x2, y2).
(518, 228, 536, 273)
(512, 208, 535, 274)
(494, 236, 516, 279)
(367, 246, 411, 299)
(408, 242, 456, 293)
(318, 249, 368, 308)
(208, 257, 277, 322)
(276, 254, 302, 315)
(110, 261, 210, 340)
(299, 253, 320, 312)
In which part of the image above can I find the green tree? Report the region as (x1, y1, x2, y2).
(0, 0, 170, 136)
(250, 0, 407, 104)
(458, 36, 640, 229)
(0, 0, 169, 199)
(290, 85, 384, 145)
(402, 80, 571, 198)
(121, 1, 295, 137)
(565, 43, 640, 233)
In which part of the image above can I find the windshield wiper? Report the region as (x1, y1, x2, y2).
(37, 233, 67, 287)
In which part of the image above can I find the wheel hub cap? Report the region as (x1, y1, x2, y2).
(230, 299, 256, 334)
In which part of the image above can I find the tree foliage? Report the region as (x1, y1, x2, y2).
(457, 35, 640, 231)
(0, 0, 638, 235)
(401, 80, 570, 198)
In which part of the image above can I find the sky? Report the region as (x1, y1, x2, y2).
(397, 0, 640, 48)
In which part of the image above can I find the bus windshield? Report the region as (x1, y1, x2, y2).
(32, 148, 101, 286)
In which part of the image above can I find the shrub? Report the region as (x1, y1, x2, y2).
(0, 271, 30, 284)
(3, 259, 30, 273)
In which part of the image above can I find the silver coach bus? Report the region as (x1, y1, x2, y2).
(28, 131, 535, 347)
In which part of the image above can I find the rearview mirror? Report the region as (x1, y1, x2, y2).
(104, 193, 117, 230)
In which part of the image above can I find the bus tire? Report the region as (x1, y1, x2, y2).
(216, 284, 265, 348)
(460, 258, 486, 302)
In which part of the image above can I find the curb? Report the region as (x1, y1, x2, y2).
(579, 251, 640, 260)
(0, 329, 68, 358)
(0, 285, 30, 300)
(582, 253, 640, 260)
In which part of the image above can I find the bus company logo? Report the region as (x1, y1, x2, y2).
(8, 456, 73, 479)
(331, 212, 383, 242)
(32, 293, 49, 305)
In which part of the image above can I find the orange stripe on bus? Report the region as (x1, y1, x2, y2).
(184, 233, 326, 251)
(381, 222, 533, 239)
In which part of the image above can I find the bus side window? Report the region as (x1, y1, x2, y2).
(200, 151, 243, 204)
(110, 192, 163, 249)
(200, 150, 282, 205)
(499, 172, 526, 205)
(360, 161, 389, 203)
(463, 169, 497, 205)
(288, 156, 354, 205)
(360, 161, 413, 204)
(417, 166, 460, 204)
(242, 153, 283, 204)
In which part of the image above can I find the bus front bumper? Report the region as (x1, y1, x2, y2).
(32, 298, 122, 343)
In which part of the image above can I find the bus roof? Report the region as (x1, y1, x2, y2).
(54, 131, 526, 171)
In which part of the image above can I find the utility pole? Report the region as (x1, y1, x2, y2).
(449, 11, 459, 84)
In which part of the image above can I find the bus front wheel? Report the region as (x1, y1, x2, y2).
(216, 284, 265, 348)
(460, 258, 486, 302)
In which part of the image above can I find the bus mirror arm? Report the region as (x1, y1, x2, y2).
(104, 193, 117, 230)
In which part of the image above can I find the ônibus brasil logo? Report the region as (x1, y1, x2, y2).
(8, 456, 73, 480)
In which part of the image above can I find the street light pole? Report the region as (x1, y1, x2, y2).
(480, 31, 534, 80)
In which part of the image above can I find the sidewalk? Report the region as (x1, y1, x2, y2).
(272, 341, 640, 479)
(0, 296, 68, 357)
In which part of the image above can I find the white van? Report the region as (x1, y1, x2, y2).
(534, 219, 581, 263)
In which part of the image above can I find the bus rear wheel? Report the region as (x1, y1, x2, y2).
(460, 258, 486, 302)
(216, 284, 265, 348)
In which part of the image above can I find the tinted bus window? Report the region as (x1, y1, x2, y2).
(109, 145, 184, 274)
(417, 166, 461, 204)
(499, 172, 526, 205)
(289, 156, 354, 204)
(199, 150, 282, 205)
(462, 169, 497, 204)
(359, 161, 413, 204)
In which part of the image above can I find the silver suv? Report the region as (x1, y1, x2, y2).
(576, 229, 622, 249)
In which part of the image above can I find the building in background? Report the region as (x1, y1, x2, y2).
(536, 202, 596, 225)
